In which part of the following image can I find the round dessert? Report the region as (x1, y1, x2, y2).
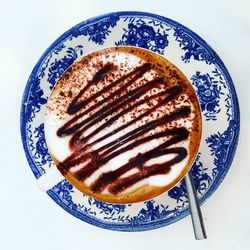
(45, 46, 202, 204)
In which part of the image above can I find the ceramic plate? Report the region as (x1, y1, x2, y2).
(20, 11, 240, 231)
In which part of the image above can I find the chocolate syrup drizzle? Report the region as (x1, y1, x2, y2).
(56, 63, 191, 194)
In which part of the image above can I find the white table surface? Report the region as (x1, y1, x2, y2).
(1, 0, 250, 249)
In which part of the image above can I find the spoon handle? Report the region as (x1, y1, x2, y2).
(185, 171, 207, 240)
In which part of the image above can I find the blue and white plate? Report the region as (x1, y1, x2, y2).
(20, 11, 240, 231)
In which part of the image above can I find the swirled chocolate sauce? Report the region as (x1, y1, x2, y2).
(45, 46, 202, 204)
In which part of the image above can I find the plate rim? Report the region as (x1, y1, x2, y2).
(20, 11, 240, 232)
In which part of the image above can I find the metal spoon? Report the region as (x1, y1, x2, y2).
(184, 171, 207, 240)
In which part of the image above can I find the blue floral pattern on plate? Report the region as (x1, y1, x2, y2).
(71, 15, 120, 45)
(20, 12, 240, 232)
(191, 71, 223, 120)
(47, 45, 84, 89)
(116, 18, 170, 54)
(173, 27, 215, 64)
